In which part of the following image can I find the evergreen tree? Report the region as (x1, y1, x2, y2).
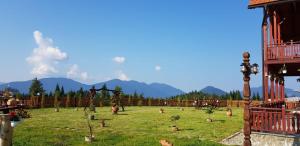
(49, 91, 53, 97)
(100, 84, 110, 106)
(54, 84, 61, 108)
(133, 91, 138, 99)
(29, 78, 44, 96)
(256, 92, 261, 101)
(61, 86, 65, 97)
(29, 78, 44, 107)
(252, 92, 257, 100)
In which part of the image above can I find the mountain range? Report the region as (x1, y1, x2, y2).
(1, 78, 299, 98)
(0, 78, 184, 98)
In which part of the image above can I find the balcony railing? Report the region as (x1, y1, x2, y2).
(267, 42, 300, 61)
(251, 107, 300, 134)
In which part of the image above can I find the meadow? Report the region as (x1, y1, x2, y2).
(13, 106, 243, 146)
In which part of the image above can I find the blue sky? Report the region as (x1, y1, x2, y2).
(0, 0, 298, 92)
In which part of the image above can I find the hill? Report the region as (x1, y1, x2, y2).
(200, 86, 227, 96)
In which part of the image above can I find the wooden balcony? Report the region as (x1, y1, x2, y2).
(251, 107, 300, 134)
(266, 42, 300, 63)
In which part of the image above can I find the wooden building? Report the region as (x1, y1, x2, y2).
(248, 0, 300, 135)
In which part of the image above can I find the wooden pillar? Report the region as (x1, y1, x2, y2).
(281, 79, 285, 101)
(282, 105, 286, 132)
(275, 77, 279, 102)
(0, 114, 13, 146)
(263, 17, 269, 103)
(270, 76, 275, 102)
(264, 67, 269, 103)
(269, 13, 273, 46)
(242, 52, 251, 146)
(273, 11, 277, 45)
(277, 15, 281, 45)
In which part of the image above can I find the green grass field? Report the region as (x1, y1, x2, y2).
(13, 106, 243, 146)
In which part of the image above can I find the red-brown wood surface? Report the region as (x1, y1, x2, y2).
(250, 106, 300, 134)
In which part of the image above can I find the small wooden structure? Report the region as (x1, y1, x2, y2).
(245, 0, 300, 145)
(0, 105, 24, 146)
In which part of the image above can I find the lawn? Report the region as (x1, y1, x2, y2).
(13, 106, 243, 146)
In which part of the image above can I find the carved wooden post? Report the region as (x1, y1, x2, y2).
(0, 114, 13, 146)
(242, 52, 252, 146)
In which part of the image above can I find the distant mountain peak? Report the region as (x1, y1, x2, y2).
(200, 86, 227, 96)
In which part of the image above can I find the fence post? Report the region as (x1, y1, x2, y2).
(0, 114, 13, 146)
(282, 105, 286, 132)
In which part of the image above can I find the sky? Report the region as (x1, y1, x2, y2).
(0, 0, 298, 92)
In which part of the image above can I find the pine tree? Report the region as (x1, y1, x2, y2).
(29, 78, 44, 96)
(54, 84, 61, 108)
(61, 86, 65, 97)
(252, 92, 256, 100)
(101, 84, 110, 106)
(256, 92, 261, 101)
(29, 78, 44, 107)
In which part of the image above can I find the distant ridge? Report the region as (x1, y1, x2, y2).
(0, 78, 184, 98)
(200, 86, 227, 96)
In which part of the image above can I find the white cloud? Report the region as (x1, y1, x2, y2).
(117, 70, 129, 81)
(155, 65, 161, 71)
(113, 56, 126, 64)
(81, 72, 88, 81)
(26, 30, 68, 76)
(67, 64, 89, 81)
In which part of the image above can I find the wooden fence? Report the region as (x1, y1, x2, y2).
(18, 97, 261, 108)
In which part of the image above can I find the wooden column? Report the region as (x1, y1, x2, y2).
(282, 106, 286, 132)
(273, 11, 278, 45)
(270, 76, 275, 102)
(263, 17, 269, 103)
(269, 13, 273, 46)
(277, 15, 281, 45)
(264, 68, 269, 103)
(281, 78, 285, 101)
(275, 77, 279, 102)
(242, 52, 251, 146)
(0, 114, 13, 146)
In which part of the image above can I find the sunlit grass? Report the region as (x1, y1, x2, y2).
(13, 106, 243, 146)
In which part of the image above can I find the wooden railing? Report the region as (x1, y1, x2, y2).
(251, 106, 300, 134)
(267, 42, 300, 61)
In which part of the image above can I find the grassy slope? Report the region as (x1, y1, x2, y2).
(13, 107, 243, 146)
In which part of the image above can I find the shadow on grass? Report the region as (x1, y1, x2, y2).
(94, 118, 112, 121)
(116, 113, 129, 115)
(213, 119, 225, 123)
(181, 128, 194, 131)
